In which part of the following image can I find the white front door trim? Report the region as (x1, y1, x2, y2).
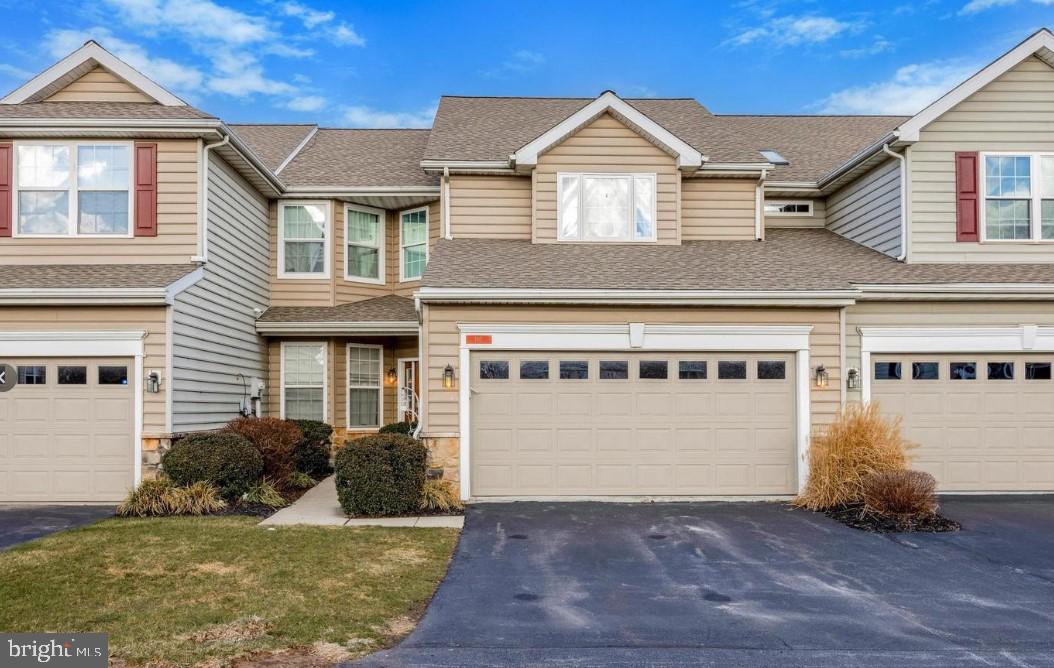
(859, 324, 1054, 403)
(457, 323, 814, 500)
(0, 330, 146, 485)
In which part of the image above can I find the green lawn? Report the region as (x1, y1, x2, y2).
(0, 516, 458, 667)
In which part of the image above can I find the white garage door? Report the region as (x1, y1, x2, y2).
(0, 358, 135, 503)
(470, 352, 797, 497)
(872, 354, 1054, 492)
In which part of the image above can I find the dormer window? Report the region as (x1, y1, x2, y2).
(557, 173, 656, 242)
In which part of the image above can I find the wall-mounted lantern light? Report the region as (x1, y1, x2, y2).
(814, 364, 829, 389)
(846, 367, 860, 390)
(442, 364, 456, 389)
(146, 370, 161, 394)
(385, 367, 398, 385)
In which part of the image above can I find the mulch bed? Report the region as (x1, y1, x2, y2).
(215, 502, 277, 518)
(824, 502, 961, 533)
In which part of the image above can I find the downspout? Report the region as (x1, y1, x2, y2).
(882, 142, 907, 261)
(412, 295, 425, 440)
(755, 168, 768, 240)
(442, 166, 452, 240)
(195, 133, 231, 263)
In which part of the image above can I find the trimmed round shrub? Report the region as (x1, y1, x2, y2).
(224, 417, 302, 483)
(291, 419, 333, 478)
(161, 432, 263, 500)
(862, 470, 938, 518)
(378, 421, 417, 435)
(335, 434, 428, 517)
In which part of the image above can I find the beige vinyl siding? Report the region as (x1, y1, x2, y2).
(533, 113, 680, 244)
(910, 56, 1054, 262)
(764, 198, 826, 229)
(0, 305, 168, 434)
(1, 139, 198, 264)
(826, 159, 902, 257)
(44, 67, 153, 103)
(845, 301, 1054, 404)
(421, 305, 841, 437)
(171, 153, 269, 431)
(682, 179, 757, 240)
(448, 175, 531, 239)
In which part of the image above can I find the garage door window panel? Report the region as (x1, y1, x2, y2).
(758, 361, 786, 380)
(17, 365, 46, 385)
(98, 366, 128, 385)
(639, 360, 668, 380)
(718, 361, 747, 380)
(678, 361, 707, 380)
(559, 361, 589, 380)
(1026, 362, 1052, 380)
(519, 361, 549, 380)
(950, 362, 977, 380)
(987, 362, 1015, 381)
(912, 362, 940, 380)
(875, 362, 902, 380)
(599, 361, 628, 380)
(479, 361, 509, 380)
(58, 366, 87, 385)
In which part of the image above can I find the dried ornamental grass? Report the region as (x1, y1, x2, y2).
(117, 479, 226, 517)
(862, 470, 938, 518)
(794, 402, 915, 511)
(420, 479, 464, 513)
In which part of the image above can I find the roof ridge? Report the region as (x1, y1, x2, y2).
(314, 127, 432, 132)
(229, 122, 317, 126)
(715, 114, 910, 119)
(439, 94, 698, 101)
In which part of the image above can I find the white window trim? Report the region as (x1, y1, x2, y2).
(978, 151, 1054, 244)
(344, 203, 385, 285)
(279, 340, 328, 422)
(455, 323, 813, 501)
(278, 200, 332, 279)
(556, 172, 658, 243)
(399, 206, 429, 282)
(12, 140, 135, 239)
(347, 343, 383, 430)
(764, 200, 814, 217)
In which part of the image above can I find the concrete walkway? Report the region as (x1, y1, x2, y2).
(259, 476, 464, 528)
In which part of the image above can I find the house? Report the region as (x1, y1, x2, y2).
(2, 30, 1054, 503)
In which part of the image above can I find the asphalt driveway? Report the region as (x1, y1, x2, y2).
(356, 497, 1054, 667)
(0, 505, 113, 549)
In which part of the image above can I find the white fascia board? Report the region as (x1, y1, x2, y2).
(256, 321, 419, 335)
(0, 288, 169, 305)
(898, 29, 1054, 142)
(818, 131, 900, 189)
(859, 324, 1054, 353)
(1, 41, 186, 106)
(697, 162, 773, 174)
(765, 180, 820, 191)
(856, 283, 1054, 300)
(275, 126, 318, 175)
(0, 118, 220, 130)
(417, 287, 858, 306)
(512, 92, 704, 169)
(283, 186, 441, 195)
(421, 160, 512, 172)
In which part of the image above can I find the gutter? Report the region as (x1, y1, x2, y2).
(755, 168, 767, 240)
(817, 130, 899, 191)
(443, 167, 452, 240)
(417, 287, 859, 307)
(255, 321, 420, 335)
(282, 185, 440, 195)
(881, 143, 908, 261)
(855, 283, 1054, 300)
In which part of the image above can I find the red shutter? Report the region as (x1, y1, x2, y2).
(955, 151, 979, 242)
(0, 143, 12, 237)
(134, 142, 157, 237)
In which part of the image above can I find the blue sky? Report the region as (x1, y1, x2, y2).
(0, 0, 1051, 126)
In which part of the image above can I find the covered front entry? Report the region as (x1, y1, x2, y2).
(871, 353, 1054, 492)
(0, 357, 136, 503)
(470, 351, 798, 497)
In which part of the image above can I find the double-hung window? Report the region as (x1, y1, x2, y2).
(15, 142, 131, 236)
(557, 173, 656, 242)
(279, 201, 330, 277)
(347, 344, 383, 428)
(400, 207, 428, 281)
(282, 342, 326, 421)
(982, 153, 1054, 241)
(345, 204, 384, 283)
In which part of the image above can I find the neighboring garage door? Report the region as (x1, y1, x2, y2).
(0, 358, 135, 503)
(470, 352, 797, 497)
(872, 354, 1054, 491)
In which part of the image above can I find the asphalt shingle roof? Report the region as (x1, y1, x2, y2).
(0, 264, 198, 289)
(0, 101, 215, 120)
(258, 295, 417, 323)
(422, 229, 1054, 292)
(229, 124, 315, 172)
(279, 129, 438, 188)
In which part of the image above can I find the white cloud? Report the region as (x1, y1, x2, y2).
(728, 15, 861, 47)
(206, 49, 295, 97)
(332, 23, 366, 47)
(840, 36, 893, 58)
(482, 50, 545, 78)
(341, 104, 436, 128)
(287, 95, 327, 112)
(818, 60, 979, 114)
(45, 27, 204, 92)
(280, 1, 334, 28)
(0, 63, 34, 81)
(102, 0, 272, 46)
(959, 0, 1052, 12)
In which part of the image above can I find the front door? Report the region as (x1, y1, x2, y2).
(401, 359, 420, 423)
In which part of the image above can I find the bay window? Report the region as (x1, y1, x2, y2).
(347, 344, 383, 429)
(279, 201, 330, 277)
(15, 142, 131, 236)
(400, 207, 428, 281)
(982, 153, 1054, 241)
(557, 173, 656, 242)
(282, 342, 327, 421)
(345, 204, 384, 283)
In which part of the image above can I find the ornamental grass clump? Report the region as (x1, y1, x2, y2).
(793, 402, 915, 511)
(862, 469, 938, 519)
(420, 479, 464, 513)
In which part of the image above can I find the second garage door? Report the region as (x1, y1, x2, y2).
(872, 354, 1054, 491)
(470, 352, 798, 497)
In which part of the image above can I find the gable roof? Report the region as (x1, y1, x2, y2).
(278, 128, 438, 188)
(0, 100, 215, 120)
(1, 41, 186, 106)
(229, 124, 317, 172)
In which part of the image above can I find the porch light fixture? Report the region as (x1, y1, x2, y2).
(846, 367, 860, 390)
(385, 367, 398, 385)
(814, 365, 829, 389)
(442, 364, 456, 389)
